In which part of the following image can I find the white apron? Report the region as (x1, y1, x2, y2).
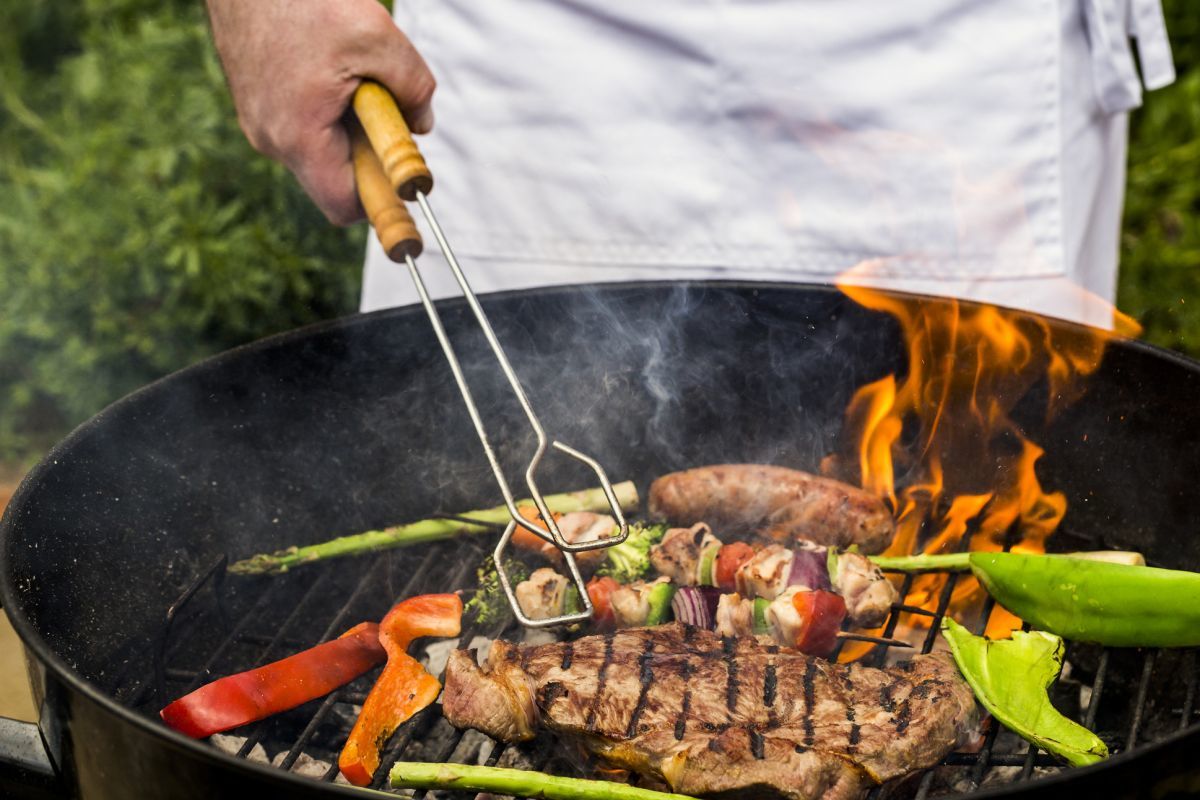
(362, 0, 1173, 328)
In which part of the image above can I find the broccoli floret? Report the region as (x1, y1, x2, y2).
(593, 523, 668, 584)
(464, 556, 530, 627)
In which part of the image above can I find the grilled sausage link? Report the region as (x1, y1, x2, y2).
(649, 464, 894, 554)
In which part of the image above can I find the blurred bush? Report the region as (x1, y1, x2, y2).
(0, 0, 362, 461)
(1119, 2, 1200, 353)
(0, 0, 1195, 463)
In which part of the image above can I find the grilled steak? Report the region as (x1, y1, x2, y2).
(649, 464, 895, 554)
(443, 624, 976, 799)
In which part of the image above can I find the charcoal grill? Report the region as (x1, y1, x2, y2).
(2, 281, 1199, 799)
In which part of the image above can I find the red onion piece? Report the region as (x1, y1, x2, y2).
(671, 586, 716, 629)
(788, 549, 831, 592)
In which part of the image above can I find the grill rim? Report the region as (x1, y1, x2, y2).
(4, 279, 1200, 797)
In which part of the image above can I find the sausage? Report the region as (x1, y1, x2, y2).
(648, 464, 894, 554)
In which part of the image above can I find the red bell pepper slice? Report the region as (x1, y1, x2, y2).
(159, 621, 385, 739)
(586, 576, 620, 629)
(338, 593, 463, 787)
(715, 542, 756, 593)
(792, 590, 848, 657)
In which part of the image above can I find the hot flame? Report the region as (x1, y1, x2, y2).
(836, 280, 1140, 655)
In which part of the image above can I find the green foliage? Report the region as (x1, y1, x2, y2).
(0, 0, 363, 461)
(1119, 0, 1200, 355)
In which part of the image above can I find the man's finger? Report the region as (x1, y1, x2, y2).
(363, 17, 437, 134)
(292, 124, 363, 226)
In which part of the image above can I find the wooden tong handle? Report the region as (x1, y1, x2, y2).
(352, 80, 433, 201)
(350, 120, 422, 261)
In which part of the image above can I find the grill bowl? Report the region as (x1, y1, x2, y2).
(3, 281, 1200, 799)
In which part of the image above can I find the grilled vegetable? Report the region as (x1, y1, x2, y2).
(788, 590, 847, 657)
(645, 581, 677, 626)
(941, 618, 1108, 767)
(594, 523, 668, 584)
(391, 762, 695, 800)
(160, 622, 385, 738)
(228, 482, 638, 575)
(339, 594, 463, 786)
(969, 552, 1200, 647)
(586, 576, 621, 629)
(714, 541, 755, 592)
(867, 549, 1145, 574)
(671, 585, 720, 629)
(611, 577, 673, 628)
(787, 547, 832, 592)
(464, 557, 530, 627)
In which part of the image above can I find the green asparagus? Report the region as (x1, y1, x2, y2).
(390, 762, 696, 800)
(228, 481, 638, 575)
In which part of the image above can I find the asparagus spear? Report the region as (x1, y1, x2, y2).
(390, 762, 695, 800)
(228, 481, 639, 576)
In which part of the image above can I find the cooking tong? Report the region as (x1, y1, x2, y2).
(349, 81, 628, 627)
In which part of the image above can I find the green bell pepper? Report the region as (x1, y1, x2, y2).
(941, 618, 1108, 768)
(645, 581, 677, 626)
(969, 552, 1200, 647)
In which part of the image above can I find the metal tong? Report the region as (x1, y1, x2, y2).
(348, 81, 628, 627)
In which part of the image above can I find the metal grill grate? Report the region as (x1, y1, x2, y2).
(122, 516, 1200, 798)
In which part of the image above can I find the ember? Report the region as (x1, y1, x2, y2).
(835, 279, 1142, 647)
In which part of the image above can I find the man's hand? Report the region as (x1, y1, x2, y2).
(205, 0, 435, 225)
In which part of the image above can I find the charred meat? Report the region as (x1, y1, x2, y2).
(443, 623, 976, 799)
(649, 464, 894, 554)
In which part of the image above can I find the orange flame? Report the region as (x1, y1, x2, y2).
(836, 281, 1140, 656)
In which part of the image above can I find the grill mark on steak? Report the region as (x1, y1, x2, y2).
(844, 673, 859, 753)
(722, 636, 739, 713)
(539, 681, 569, 709)
(802, 659, 817, 746)
(894, 699, 912, 735)
(625, 638, 656, 738)
(764, 663, 778, 709)
(749, 728, 765, 760)
(675, 655, 693, 741)
(584, 633, 615, 731)
(880, 684, 896, 714)
(560, 641, 573, 671)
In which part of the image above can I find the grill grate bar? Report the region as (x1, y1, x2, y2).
(870, 574, 915, 670)
(181, 579, 289, 695)
(1019, 745, 1039, 780)
(1180, 650, 1199, 731)
(1124, 650, 1156, 750)
(1084, 649, 1110, 730)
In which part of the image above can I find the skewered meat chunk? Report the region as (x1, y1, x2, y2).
(649, 464, 894, 554)
(443, 624, 976, 800)
(735, 543, 794, 600)
(649, 523, 717, 584)
(832, 551, 899, 629)
(515, 567, 570, 621)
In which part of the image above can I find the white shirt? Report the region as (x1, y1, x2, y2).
(363, 0, 1173, 328)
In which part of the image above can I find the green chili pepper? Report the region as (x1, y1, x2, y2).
(969, 552, 1200, 647)
(941, 618, 1108, 768)
(645, 582, 677, 626)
